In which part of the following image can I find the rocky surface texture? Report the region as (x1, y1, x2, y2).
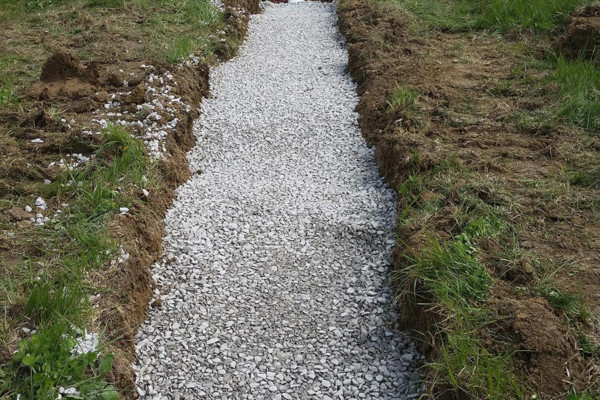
(134, 3, 421, 399)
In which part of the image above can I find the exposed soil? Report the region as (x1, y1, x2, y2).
(558, 3, 600, 59)
(338, 0, 600, 398)
(0, 0, 258, 396)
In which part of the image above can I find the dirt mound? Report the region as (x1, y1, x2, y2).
(39, 52, 98, 83)
(496, 296, 589, 394)
(29, 52, 99, 100)
(558, 3, 600, 59)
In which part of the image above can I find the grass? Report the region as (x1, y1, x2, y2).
(390, 0, 593, 33)
(130, 0, 224, 62)
(387, 84, 420, 112)
(394, 164, 526, 398)
(165, 36, 195, 64)
(0, 0, 225, 102)
(553, 56, 600, 132)
(0, 125, 155, 399)
(385, 0, 600, 134)
(470, 0, 594, 32)
(398, 223, 525, 398)
(430, 332, 525, 399)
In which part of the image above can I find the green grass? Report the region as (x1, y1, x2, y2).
(390, 156, 541, 398)
(0, 86, 19, 108)
(387, 84, 420, 113)
(568, 392, 600, 400)
(553, 56, 600, 133)
(569, 169, 600, 189)
(0, 0, 225, 99)
(165, 36, 195, 63)
(397, 219, 524, 398)
(384, 1, 600, 135)
(0, 54, 28, 108)
(394, 164, 526, 398)
(470, 0, 594, 32)
(131, 0, 224, 63)
(430, 332, 525, 399)
(388, 0, 593, 33)
(578, 333, 600, 361)
(0, 125, 155, 399)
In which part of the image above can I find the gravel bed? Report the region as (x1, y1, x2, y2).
(134, 3, 422, 399)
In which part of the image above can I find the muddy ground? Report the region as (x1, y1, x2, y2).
(0, 0, 258, 395)
(338, 0, 600, 398)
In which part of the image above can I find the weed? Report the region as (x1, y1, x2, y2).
(1, 324, 118, 400)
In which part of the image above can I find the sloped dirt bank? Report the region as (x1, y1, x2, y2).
(337, 0, 600, 398)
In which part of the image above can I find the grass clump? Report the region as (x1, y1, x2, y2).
(569, 169, 600, 189)
(387, 84, 420, 113)
(0, 125, 154, 399)
(0, 85, 19, 108)
(430, 332, 525, 399)
(552, 56, 600, 133)
(398, 219, 524, 398)
(165, 36, 195, 63)
(403, 233, 492, 307)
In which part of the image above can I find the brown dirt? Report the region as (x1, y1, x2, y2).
(338, 0, 600, 398)
(558, 3, 600, 59)
(0, 0, 258, 396)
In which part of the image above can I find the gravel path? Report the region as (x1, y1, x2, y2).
(134, 3, 421, 399)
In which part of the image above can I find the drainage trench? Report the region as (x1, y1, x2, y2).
(134, 3, 421, 399)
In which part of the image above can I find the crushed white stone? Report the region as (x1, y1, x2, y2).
(71, 330, 99, 356)
(134, 3, 422, 399)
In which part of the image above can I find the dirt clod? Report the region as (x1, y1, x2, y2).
(40, 52, 97, 83)
(124, 84, 146, 105)
(558, 3, 600, 59)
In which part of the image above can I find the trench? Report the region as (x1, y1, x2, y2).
(134, 3, 421, 399)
